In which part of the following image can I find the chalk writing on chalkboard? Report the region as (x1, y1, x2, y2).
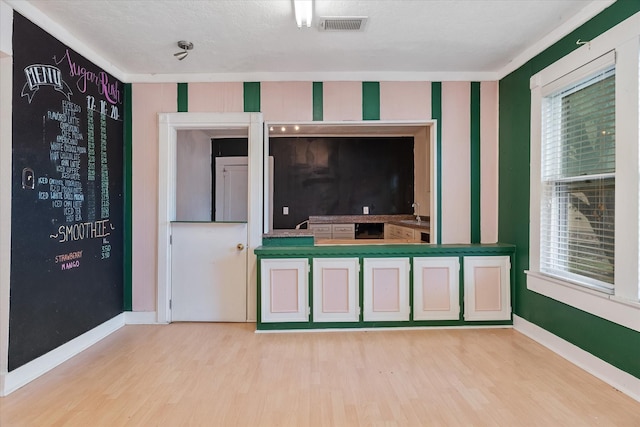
(54, 49, 122, 106)
(10, 12, 124, 372)
(21, 64, 73, 103)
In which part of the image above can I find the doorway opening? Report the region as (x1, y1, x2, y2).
(157, 112, 264, 324)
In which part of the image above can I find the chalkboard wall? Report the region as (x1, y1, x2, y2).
(270, 137, 414, 229)
(9, 13, 124, 370)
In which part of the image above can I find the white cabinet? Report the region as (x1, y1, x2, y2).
(463, 256, 511, 321)
(384, 224, 421, 241)
(260, 259, 309, 323)
(331, 224, 355, 239)
(309, 224, 332, 239)
(413, 257, 460, 320)
(312, 258, 360, 322)
(309, 223, 355, 239)
(363, 258, 410, 321)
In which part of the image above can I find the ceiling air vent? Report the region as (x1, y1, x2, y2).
(319, 17, 368, 32)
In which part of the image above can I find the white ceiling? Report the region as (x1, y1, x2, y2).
(14, 0, 614, 81)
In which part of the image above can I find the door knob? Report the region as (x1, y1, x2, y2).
(237, 243, 245, 250)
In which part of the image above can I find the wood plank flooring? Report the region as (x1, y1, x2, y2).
(1, 323, 639, 426)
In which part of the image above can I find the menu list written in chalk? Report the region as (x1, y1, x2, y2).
(9, 11, 124, 373)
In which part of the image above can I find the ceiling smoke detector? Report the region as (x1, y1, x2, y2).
(318, 16, 368, 32)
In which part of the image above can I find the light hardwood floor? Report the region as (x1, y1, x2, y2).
(1, 323, 639, 426)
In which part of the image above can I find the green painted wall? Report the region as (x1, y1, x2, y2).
(177, 82, 188, 112)
(470, 82, 480, 244)
(313, 82, 323, 121)
(499, 1, 640, 379)
(243, 82, 261, 112)
(362, 81, 380, 120)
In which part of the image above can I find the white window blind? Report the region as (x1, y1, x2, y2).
(540, 65, 616, 291)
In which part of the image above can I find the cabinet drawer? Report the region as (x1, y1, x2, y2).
(309, 224, 331, 233)
(399, 227, 416, 240)
(332, 224, 355, 233)
(309, 224, 332, 238)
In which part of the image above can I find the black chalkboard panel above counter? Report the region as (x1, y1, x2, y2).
(9, 13, 124, 371)
(269, 136, 415, 229)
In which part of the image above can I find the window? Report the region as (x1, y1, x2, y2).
(540, 65, 615, 292)
(527, 16, 640, 333)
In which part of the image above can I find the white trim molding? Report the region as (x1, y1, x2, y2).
(514, 315, 640, 403)
(1, 314, 125, 396)
(157, 112, 264, 324)
(124, 311, 160, 325)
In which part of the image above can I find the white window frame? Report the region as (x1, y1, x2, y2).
(528, 13, 640, 333)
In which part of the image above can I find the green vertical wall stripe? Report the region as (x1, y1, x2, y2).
(362, 82, 380, 120)
(313, 82, 323, 121)
(123, 83, 133, 311)
(470, 82, 481, 244)
(499, 0, 640, 379)
(177, 83, 188, 112)
(431, 82, 442, 244)
(243, 82, 261, 112)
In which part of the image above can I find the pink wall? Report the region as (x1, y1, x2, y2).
(441, 82, 471, 244)
(188, 82, 243, 113)
(480, 81, 499, 243)
(323, 82, 362, 121)
(380, 81, 431, 120)
(261, 82, 313, 121)
(131, 83, 177, 311)
(129, 80, 500, 312)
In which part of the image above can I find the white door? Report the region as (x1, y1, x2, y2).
(170, 222, 248, 322)
(215, 157, 248, 222)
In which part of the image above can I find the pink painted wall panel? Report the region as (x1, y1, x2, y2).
(474, 266, 502, 311)
(480, 81, 499, 243)
(188, 82, 243, 113)
(131, 83, 177, 311)
(261, 82, 313, 121)
(323, 81, 362, 121)
(380, 81, 431, 120)
(422, 267, 450, 311)
(321, 268, 349, 313)
(372, 268, 400, 312)
(440, 82, 471, 244)
(270, 269, 299, 313)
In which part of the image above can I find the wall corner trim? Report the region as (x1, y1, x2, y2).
(0, 313, 125, 396)
(513, 315, 640, 403)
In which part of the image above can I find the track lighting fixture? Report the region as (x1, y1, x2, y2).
(174, 41, 194, 61)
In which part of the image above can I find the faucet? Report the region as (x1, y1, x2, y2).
(295, 219, 309, 229)
(411, 203, 421, 224)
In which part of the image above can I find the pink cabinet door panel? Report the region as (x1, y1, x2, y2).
(363, 258, 410, 321)
(463, 256, 511, 321)
(261, 259, 309, 323)
(312, 258, 360, 322)
(413, 257, 460, 320)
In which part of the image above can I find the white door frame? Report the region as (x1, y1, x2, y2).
(157, 112, 263, 323)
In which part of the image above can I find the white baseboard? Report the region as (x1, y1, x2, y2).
(124, 311, 159, 324)
(1, 313, 125, 396)
(513, 315, 640, 403)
